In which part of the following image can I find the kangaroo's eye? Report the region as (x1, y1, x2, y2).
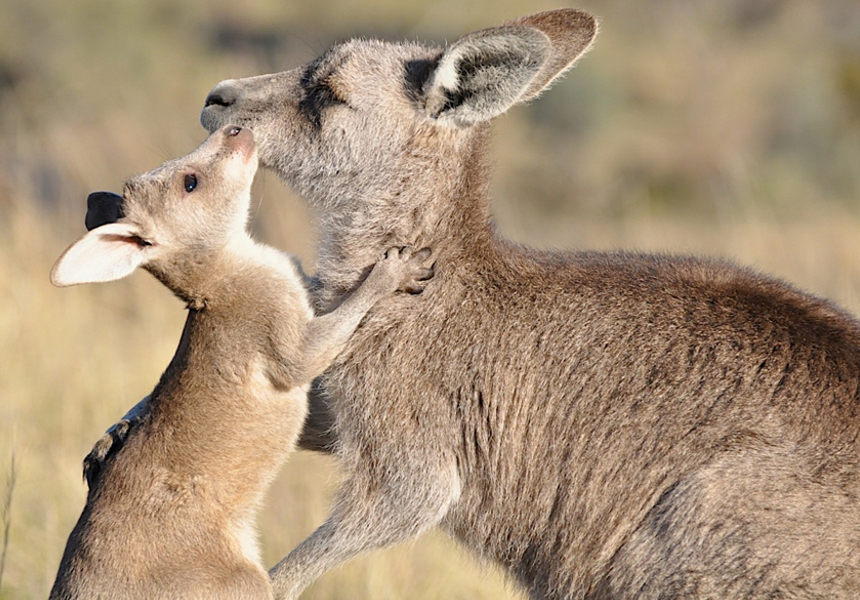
(183, 174, 198, 193)
(299, 77, 347, 130)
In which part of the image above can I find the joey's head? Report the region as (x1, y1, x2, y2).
(200, 9, 598, 222)
(51, 125, 258, 299)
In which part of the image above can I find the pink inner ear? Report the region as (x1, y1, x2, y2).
(102, 233, 151, 247)
(50, 222, 148, 287)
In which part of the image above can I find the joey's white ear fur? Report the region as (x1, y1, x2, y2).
(51, 222, 149, 287)
(424, 27, 551, 127)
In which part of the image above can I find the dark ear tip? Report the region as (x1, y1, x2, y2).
(86, 191, 123, 205)
(85, 191, 125, 231)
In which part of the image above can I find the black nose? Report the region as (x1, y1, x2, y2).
(204, 84, 239, 108)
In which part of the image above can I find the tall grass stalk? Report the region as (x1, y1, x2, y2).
(0, 452, 17, 596)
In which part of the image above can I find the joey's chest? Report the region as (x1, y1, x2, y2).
(161, 331, 307, 441)
(146, 353, 308, 468)
(182, 309, 301, 383)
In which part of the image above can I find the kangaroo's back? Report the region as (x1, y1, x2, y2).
(431, 246, 860, 596)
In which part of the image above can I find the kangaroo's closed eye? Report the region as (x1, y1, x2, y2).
(299, 79, 347, 130)
(183, 174, 198, 193)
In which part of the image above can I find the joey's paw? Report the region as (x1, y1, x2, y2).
(83, 418, 134, 490)
(374, 246, 434, 294)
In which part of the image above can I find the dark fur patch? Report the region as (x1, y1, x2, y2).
(298, 52, 345, 130)
(405, 54, 442, 103)
(85, 191, 124, 231)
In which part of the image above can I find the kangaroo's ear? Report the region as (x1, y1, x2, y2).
(507, 9, 598, 101)
(424, 27, 551, 127)
(85, 191, 125, 231)
(51, 222, 149, 287)
(423, 9, 598, 127)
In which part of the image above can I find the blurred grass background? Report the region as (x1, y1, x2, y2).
(2, 0, 860, 598)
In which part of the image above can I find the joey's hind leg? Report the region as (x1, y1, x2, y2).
(296, 379, 338, 454)
(83, 394, 150, 489)
(269, 456, 461, 599)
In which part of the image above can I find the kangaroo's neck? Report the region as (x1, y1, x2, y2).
(313, 127, 496, 307)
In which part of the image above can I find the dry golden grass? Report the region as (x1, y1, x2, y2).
(1, 1, 860, 598)
(2, 198, 860, 600)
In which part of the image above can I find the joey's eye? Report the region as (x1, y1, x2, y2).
(183, 174, 198, 193)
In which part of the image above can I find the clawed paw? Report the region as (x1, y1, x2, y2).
(379, 246, 435, 294)
(82, 418, 134, 490)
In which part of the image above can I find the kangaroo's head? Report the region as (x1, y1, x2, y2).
(51, 125, 258, 295)
(199, 10, 596, 301)
(199, 10, 597, 272)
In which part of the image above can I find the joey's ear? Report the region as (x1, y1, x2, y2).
(423, 9, 598, 127)
(50, 222, 149, 287)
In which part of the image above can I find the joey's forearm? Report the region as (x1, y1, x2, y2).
(83, 394, 152, 489)
(301, 280, 385, 379)
(298, 247, 432, 380)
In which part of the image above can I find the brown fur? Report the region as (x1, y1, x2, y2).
(95, 8, 860, 599)
(49, 126, 432, 599)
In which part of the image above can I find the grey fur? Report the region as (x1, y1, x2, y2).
(49, 126, 432, 599)
(96, 8, 860, 599)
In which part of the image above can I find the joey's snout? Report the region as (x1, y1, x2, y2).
(218, 124, 256, 165)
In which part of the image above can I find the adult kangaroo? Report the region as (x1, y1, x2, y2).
(96, 8, 860, 599)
